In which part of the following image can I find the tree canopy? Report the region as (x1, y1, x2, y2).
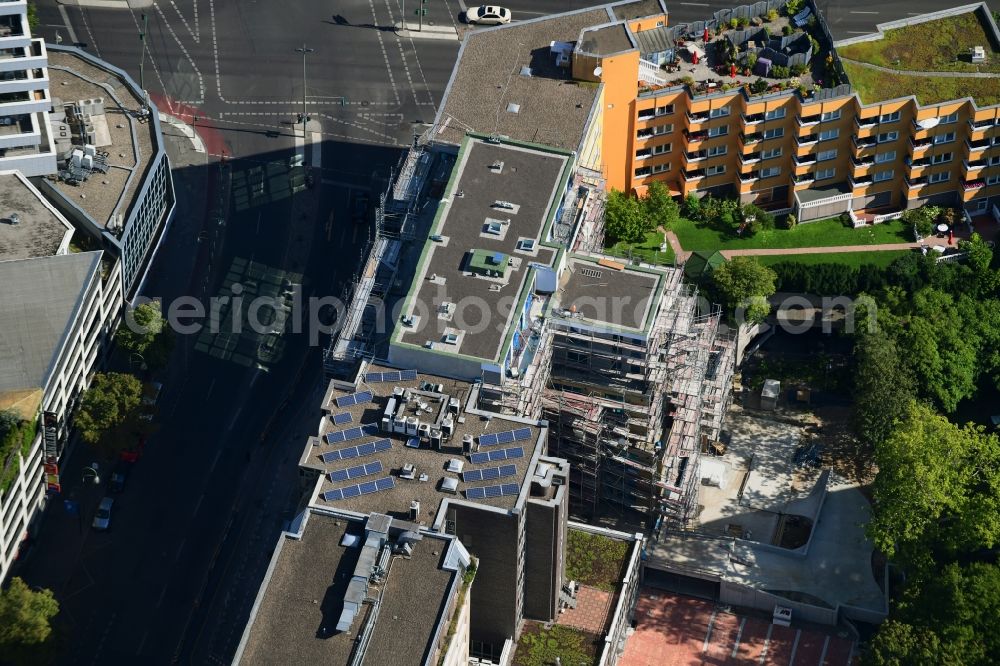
(74, 373, 143, 450)
(852, 329, 914, 453)
(604, 189, 647, 244)
(115, 301, 174, 371)
(0, 577, 59, 648)
(710, 256, 777, 325)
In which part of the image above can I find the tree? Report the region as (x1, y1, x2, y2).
(116, 301, 174, 370)
(604, 189, 647, 244)
(74, 373, 143, 449)
(710, 257, 777, 325)
(853, 330, 914, 452)
(26, 4, 38, 31)
(0, 578, 58, 648)
(642, 181, 679, 229)
(868, 402, 1000, 571)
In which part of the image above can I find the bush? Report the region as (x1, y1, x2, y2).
(736, 16, 749, 27)
(747, 52, 758, 69)
(683, 193, 703, 221)
(807, 15, 817, 29)
(781, 213, 797, 229)
(771, 64, 790, 78)
(782, 24, 793, 36)
(810, 36, 821, 55)
(785, 0, 804, 16)
(741, 203, 775, 235)
(767, 8, 779, 20)
(840, 212, 854, 227)
(729, 17, 738, 29)
(789, 63, 806, 76)
(750, 77, 769, 94)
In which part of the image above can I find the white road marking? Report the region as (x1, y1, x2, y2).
(153, 1, 206, 102)
(57, 5, 80, 44)
(702, 609, 718, 652)
(679, 2, 710, 5)
(168, 0, 200, 44)
(369, 0, 401, 105)
(759, 624, 774, 664)
(849, 10, 880, 14)
(731, 617, 746, 658)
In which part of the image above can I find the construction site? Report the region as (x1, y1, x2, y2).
(324, 136, 736, 532)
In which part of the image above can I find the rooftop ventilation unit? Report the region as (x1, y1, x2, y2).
(8, 213, 19, 226)
(506, 103, 521, 114)
(519, 66, 532, 77)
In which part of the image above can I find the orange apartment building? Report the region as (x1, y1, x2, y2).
(431, 0, 1000, 224)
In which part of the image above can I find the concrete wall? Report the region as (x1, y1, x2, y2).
(523, 500, 563, 620)
(719, 581, 839, 625)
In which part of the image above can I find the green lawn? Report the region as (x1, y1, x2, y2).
(605, 230, 675, 265)
(514, 624, 600, 666)
(671, 216, 911, 253)
(842, 61, 1000, 107)
(837, 12, 1000, 74)
(566, 529, 630, 592)
(756, 250, 912, 268)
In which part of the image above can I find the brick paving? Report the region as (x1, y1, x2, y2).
(620, 588, 858, 666)
(556, 585, 614, 634)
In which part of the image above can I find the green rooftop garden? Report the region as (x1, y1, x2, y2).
(514, 623, 601, 666)
(0, 411, 38, 497)
(467, 249, 509, 277)
(756, 249, 911, 269)
(836, 10, 1000, 105)
(566, 529, 630, 593)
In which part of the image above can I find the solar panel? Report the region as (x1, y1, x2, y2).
(331, 412, 353, 425)
(364, 372, 381, 382)
(481, 467, 501, 481)
(496, 430, 515, 445)
(329, 460, 383, 482)
(513, 427, 532, 441)
(384, 371, 401, 382)
(499, 464, 517, 477)
(359, 480, 378, 494)
(469, 452, 490, 464)
(484, 485, 503, 498)
(340, 447, 359, 459)
(324, 423, 378, 445)
(465, 487, 487, 499)
(321, 489, 343, 501)
(373, 438, 392, 452)
(478, 433, 499, 447)
(375, 477, 395, 491)
(462, 469, 484, 483)
(321, 438, 389, 463)
(507, 446, 525, 459)
(342, 485, 362, 498)
(501, 483, 520, 496)
(334, 390, 375, 408)
(401, 369, 418, 380)
(328, 469, 350, 482)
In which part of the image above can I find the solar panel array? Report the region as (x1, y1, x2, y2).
(477, 427, 533, 447)
(364, 369, 418, 383)
(328, 460, 383, 483)
(334, 390, 374, 408)
(324, 423, 379, 445)
(321, 476, 395, 501)
(331, 412, 353, 425)
(469, 446, 525, 465)
(465, 483, 520, 499)
(320, 438, 391, 463)
(462, 464, 517, 483)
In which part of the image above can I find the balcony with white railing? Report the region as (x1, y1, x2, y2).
(964, 179, 986, 192)
(855, 116, 878, 131)
(639, 58, 667, 86)
(682, 168, 706, 182)
(909, 137, 932, 153)
(0, 86, 48, 115)
(905, 176, 929, 191)
(683, 150, 707, 164)
(793, 154, 817, 168)
(796, 115, 820, 128)
(965, 159, 986, 174)
(739, 152, 761, 167)
(0, 40, 45, 74)
(849, 175, 873, 190)
(967, 138, 990, 155)
(796, 133, 819, 148)
(852, 136, 878, 153)
(793, 173, 815, 187)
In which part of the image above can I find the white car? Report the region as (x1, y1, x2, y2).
(92, 496, 114, 531)
(466, 5, 511, 25)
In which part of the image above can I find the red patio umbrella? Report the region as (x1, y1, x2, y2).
(703, 27, 710, 43)
(730, 63, 737, 78)
(692, 50, 699, 65)
(949, 229, 954, 245)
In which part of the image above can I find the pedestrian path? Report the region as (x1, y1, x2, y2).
(839, 57, 1000, 79)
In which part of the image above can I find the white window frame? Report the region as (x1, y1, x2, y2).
(651, 163, 670, 174)
(653, 123, 673, 135)
(875, 151, 896, 164)
(879, 111, 901, 123)
(939, 111, 958, 124)
(971, 199, 988, 211)
(877, 131, 899, 143)
(652, 143, 671, 155)
(761, 147, 782, 159)
(821, 110, 841, 122)
(987, 155, 1000, 166)
(760, 166, 781, 178)
(706, 164, 726, 176)
(707, 145, 727, 157)
(634, 166, 652, 178)
(873, 169, 894, 183)
(709, 107, 730, 118)
(928, 172, 950, 184)
(816, 167, 836, 180)
(655, 104, 674, 116)
(933, 132, 956, 145)
(986, 174, 1000, 186)
(765, 108, 786, 120)
(707, 124, 729, 138)
(817, 149, 837, 162)
(635, 148, 651, 160)
(930, 152, 953, 165)
(762, 127, 784, 139)
(819, 129, 840, 141)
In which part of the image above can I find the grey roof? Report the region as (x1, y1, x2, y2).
(796, 180, 851, 203)
(633, 25, 675, 55)
(398, 139, 565, 362)
(579, 24, 635, 56)
(238, 511, 458, 666)
(306, 365, 544, 521)
(611, 0, 665, 21)
(0, 251, 102, 393)
(552, 257, 664, 332)
(434, 8, 610, 151)
(0, 173, 73, 261)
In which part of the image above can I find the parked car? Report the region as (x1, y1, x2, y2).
(92, 497, 114, 531)
(466, 5, 511, 24)
(109, 461, 131, 493)
(140, 381, 163, 421)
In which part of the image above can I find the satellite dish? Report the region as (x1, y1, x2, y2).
(593, 66, 603, 77)
(917, 117, 941, 130)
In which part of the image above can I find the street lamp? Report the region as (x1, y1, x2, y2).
(82, 463, 101, 485)
(295, 44, 314, 136)
(130, 352, 147, 372)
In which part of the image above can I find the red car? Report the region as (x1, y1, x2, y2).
(119, 435, 145, 463)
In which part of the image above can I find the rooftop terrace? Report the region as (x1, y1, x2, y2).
(237, 510, 458, 666)
(434, 8, 609, 150)
(549, 256, 665, 333)
(396, 139, 566, 363)
(0, 171, 72, 260)
(304, 364, 546, 522)
(44, 49, 158, 231)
